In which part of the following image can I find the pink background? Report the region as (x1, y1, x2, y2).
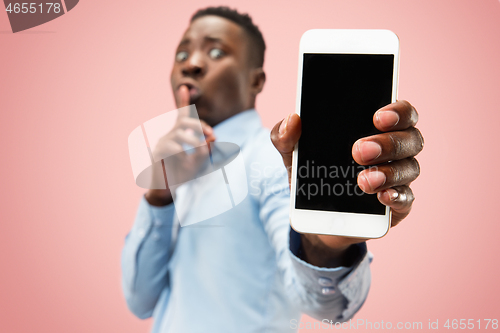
(1, 0, 499, 332)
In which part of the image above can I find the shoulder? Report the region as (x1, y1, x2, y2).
(243, 127, 284, 172)
(242, 127, 289, 198)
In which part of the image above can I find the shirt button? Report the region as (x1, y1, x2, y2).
(321, 287, 336, 295)
(152, 232, 160, 241)
(318, 277, 333, 287)
(138, 228, 146, 238)
(154, 219, 163, 227)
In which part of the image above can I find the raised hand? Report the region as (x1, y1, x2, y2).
(145, 85, 216, 206)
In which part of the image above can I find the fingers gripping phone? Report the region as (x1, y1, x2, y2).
(290, 29, 400, 238)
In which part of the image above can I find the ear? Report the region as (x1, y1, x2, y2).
(249, 68, 266, 96)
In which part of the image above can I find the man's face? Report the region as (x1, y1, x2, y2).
(171, 15, 256, 127)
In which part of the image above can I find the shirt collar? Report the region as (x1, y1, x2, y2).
(211, 109, 262, 148)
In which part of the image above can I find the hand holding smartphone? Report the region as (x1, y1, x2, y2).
(290, 29, 400, 239)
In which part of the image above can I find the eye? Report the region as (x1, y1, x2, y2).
(208, 48, 225, 60)
(175, 51, 189, 62)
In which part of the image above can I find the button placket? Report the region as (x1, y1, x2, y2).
(318, 277, 333, 287)
(321, 287, 336, 295)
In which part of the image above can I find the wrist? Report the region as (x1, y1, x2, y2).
(145, 189, 173, 206)
(300, 234, 357, 268)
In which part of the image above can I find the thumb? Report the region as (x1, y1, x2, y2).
(271, 113, 302, 184)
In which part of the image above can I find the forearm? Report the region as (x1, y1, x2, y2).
(121, 195, 176, 318)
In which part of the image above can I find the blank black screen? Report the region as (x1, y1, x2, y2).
(295, 53, 393, 214)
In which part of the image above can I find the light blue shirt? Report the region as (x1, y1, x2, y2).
(121, 110, 372, 332)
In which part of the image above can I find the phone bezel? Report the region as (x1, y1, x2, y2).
(290, 29, 400, 239)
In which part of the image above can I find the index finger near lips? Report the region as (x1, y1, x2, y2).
(175, 85, 191, 118)
(373, 100, 419, 132)
(176, 85, 189, 109)
(175, 85, 215, 142)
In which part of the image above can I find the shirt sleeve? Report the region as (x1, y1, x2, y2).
(289, 229, 373, 321)
(121, 195, 176, 319)
(255, 142, 373, 322)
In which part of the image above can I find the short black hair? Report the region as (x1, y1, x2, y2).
(191, 6, 266, 68)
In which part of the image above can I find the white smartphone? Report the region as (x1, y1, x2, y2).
(290, 29, 399, 238)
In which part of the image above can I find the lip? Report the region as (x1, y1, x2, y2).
(177, 81, 201, 103)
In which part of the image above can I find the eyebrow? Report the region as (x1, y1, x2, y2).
(178, 36, 224, 47)
(203, 36, 223, 43)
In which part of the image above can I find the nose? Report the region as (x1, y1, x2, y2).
(181, 52, 206, 78)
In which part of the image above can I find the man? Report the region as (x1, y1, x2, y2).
(121, 6, 423, 332)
